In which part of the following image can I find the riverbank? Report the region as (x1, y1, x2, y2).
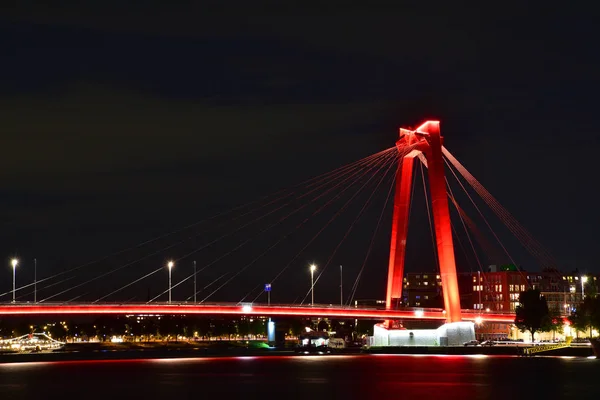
(0, 341, 595, 363)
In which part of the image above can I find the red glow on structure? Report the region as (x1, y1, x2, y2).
(386, 121, 462, 323)
(386, 153, 416, 309)
(0, 304, 515, 323)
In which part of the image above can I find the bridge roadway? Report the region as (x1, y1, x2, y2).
(0, 303, 515, 323)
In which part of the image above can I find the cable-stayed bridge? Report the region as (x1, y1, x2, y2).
(1, 121, 556, 325)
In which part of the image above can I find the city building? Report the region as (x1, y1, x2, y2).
(401, 272, 443, 308)
(353, 299, 386, 308)
(402, 266, 600, 340)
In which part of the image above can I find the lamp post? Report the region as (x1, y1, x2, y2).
(10, 258, 19, 303)
(34, 258, 37, 303)
(167, 261, 174, 304)
(340, 265, 343, 307)
(193, 260, 197, 304)
(310, 264, 317, 306)
(11, 259, 18, 303)
(265, 283, 272, 306)
(582, 276, 588, 300)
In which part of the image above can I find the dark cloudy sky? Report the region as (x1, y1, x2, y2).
(0, 2, 597, 304)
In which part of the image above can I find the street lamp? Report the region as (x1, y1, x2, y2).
(167, 261, 174, 304)
(582, 276, 588, 299)
(11, 258, 18, 303)
(310, 264, 317, 306)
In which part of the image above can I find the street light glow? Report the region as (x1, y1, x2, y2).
(310, 264, 316, 272)
(10, 258, 18, 303)
(167, 261, 174, 304)
(582, 276, 588, 283)
(475, 316, 483, 324)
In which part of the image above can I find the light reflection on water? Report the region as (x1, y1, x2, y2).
(0, 354, 598, 399)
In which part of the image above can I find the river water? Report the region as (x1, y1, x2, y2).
(0, 354, 598, 399)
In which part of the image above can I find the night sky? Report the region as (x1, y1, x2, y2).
(1, 3, 597, 304)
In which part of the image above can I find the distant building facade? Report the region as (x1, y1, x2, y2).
(401, 265, 599, 340)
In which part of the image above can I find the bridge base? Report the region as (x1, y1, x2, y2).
(372, 321, 475, 347)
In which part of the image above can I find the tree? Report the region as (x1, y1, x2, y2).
(515, 289, 552, 341)
(317, 320, 329, 332)
(48, 323, 67, 341)
(549, 313, 564, 341)
(287, 319, 305, 337)
(250, 318, 266, 338)
(569, 295, 600, 338)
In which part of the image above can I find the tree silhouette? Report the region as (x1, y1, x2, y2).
(515, 289, 552, 341)
(569, 295, 600, 338)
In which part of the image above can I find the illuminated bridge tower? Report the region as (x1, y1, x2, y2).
(386, 121, 462, 323)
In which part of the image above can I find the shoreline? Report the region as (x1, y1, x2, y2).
(0, 344, 595, 364)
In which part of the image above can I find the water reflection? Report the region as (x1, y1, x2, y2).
(0, 355, 597, 399)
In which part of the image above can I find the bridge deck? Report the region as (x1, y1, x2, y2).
(0, 304, 515, 322)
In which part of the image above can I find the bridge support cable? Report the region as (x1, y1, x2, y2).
(298, 150, 400, 305)
(443, 147, 551, 264)
(204, 150, 400, 304)
(177, 271, 232, 303)
(248, 145, 418, 304)
(147, 149, 398, 303)
(443, 156, 531, 288)
(155, 271, 231, 303)
(450, 220, 477, 273)
(445, 156, 552, 269)
(0, 147, 393, 302)
(14, 275, 76, 302)
(448, 193, 505, 268)
(419, 159, 440, 272)
(174, 148, 396, 264)
(98, 149, 395, 303)
(440, 156, 521, 271)
(419, 156, 488, 287)
(347, 160, 398, 305)
(445, 178, 485, 272)
(94, 269, 163, 303)
(39, 149, 395, 303)
(442, 147, 557, 268)
(446, 188, 495, 296)
(238, 282, 264, 304)
(420, 155, 487, 274)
